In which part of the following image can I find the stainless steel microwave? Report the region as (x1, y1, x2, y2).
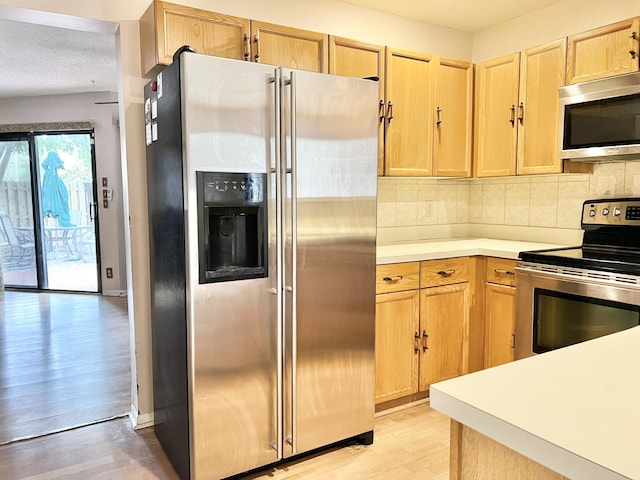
(559, 71, 640, 161)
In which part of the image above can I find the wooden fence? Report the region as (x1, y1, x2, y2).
(0, 181, 91, 227)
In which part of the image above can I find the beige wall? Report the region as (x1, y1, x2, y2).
(472, 0, 640, 62)
(0, 92, 127, 294)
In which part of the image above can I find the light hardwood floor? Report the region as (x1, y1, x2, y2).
(0, 403, 450, 479)
(0, 290, 130, 444)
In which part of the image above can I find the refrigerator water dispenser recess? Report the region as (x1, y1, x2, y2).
(196, 171, 267, 283)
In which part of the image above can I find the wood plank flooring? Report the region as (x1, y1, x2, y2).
(0, 403, 450, 479)
(0, 290, 130, 444)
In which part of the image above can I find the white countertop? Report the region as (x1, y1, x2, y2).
(377, 237, 569, 264)
(430, 326, 640, 480)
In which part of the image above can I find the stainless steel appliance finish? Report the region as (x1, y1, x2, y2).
(558, 71, 640, 162)
(515, 262, 640, 359)
(145, 52, 377, 480)
(516, 198, 640, 359)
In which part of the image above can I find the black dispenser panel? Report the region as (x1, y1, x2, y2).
(197, 172, 267, 283)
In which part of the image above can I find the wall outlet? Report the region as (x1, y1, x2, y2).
(106, 267, 113, 278)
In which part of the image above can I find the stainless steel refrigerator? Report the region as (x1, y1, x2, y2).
(144, 50, 378, 480)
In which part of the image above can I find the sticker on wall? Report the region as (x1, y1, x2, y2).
(152, 122, 158, 142)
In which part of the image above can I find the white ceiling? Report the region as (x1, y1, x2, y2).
(341, 0, 563, 32)
(0, 0, 562, 99)
(0, 18, 117, 99)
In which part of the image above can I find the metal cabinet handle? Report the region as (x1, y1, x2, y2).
(387, 101, 394, 123)
(414, 331, 420, 354)
(511, 333, 516, 349)
(631, 32, 638, 40)
(630, 50, 637, 59)
(494, 268, 515, 275)
(379, 100, 385, 123)
(437, 269, 455, 277)
(422, 330, 429, 351)
(517, 102, 524, 124)
(509, 104, 515, 126)
(254, 34, 260, 61)
(382, 275, 403, 282)
(436, 106, 442, 126)
(243, 33, 250, 60)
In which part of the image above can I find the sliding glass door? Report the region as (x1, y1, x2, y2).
(0, 137, 38, 287)
(0, 131, 100, 292)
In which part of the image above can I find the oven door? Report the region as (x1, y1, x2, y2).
(515, 264, 640, 359)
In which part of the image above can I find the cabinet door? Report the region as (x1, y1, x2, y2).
(385, 49, 435, 177)
(433, 57, 473, 178)
(517, 39, 566, 175)
(474, 53, 520, 178)
(329, 37, 385, 176)
(419, 282, 470, 391)
(375, 290, 420, 404)
(484, 283, 516, 368)
(140, 0, 249, 76)
(567, 17, 640, 84)
(251, 21, 328, 73)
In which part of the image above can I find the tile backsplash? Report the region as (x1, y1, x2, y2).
(377, 161, 640, 242)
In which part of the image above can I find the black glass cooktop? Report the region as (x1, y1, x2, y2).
(520, 246, 640, 276)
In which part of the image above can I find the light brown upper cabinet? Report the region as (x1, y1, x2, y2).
(567, 18, 640, 84)
(474, 39, 566, 177)
(433, 58, 473, 177)
(517, 40, 567, 175)
(139, 0, 249, 77)
(474, 52, 520, 177)
(329, 37, 385, 176)
(250, 21, 328, 73)
(384, 49, 435, 176)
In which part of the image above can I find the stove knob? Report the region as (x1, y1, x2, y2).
(588, 209, 596, 217)
(614, 207, 622, 216)
(602, 207, 609, 216)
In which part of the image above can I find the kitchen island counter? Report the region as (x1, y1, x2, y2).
(430, 326, 640, 480)
(377, 237, 567, 264)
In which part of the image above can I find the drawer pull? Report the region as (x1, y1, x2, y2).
(382, 275, 403, 282)
(414, 331, 420, 354)
(437, 269, 455, 277)
(511, 333, 516, 349)
(494, 269, 515, 275)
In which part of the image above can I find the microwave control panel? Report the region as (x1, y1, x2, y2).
(581, 198, 640, 227)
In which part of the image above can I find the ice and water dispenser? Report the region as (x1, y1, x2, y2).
(197, 172, 267, 283)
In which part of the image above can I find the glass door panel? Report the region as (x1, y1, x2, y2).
(35, 133, 99, 292)
(0, 139, 37, 288)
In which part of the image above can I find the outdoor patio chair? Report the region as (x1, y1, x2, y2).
(0, 213, 35, 265)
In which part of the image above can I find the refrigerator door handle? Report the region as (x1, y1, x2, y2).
(284, 70, 298, 455)
(273, 67, 284, 459)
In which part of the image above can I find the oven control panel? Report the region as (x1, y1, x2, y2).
(581, 198, 640, 226)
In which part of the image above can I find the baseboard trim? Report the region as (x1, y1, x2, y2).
(129, 404, 154, 430)
(102, 290, 127, 297)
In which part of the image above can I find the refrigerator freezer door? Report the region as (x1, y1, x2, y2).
(181, 54, 281, 479)
(282, 69, 378, 456)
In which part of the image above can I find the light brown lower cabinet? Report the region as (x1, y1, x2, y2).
(420, 281, 470, 391)
(375, 289, 419, 403)
(450, 421, 568, 480)
(374, 259, 471, 406)
(483, 283, 516, 368)
(484, 258, 517, 369)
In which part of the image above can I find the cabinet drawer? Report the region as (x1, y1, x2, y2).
(376, 262, 420, 294)
(486, 257, 517, 286)
(420, 257, 469, 287)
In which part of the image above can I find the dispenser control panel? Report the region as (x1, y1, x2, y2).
(200, 172, 264, 204)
